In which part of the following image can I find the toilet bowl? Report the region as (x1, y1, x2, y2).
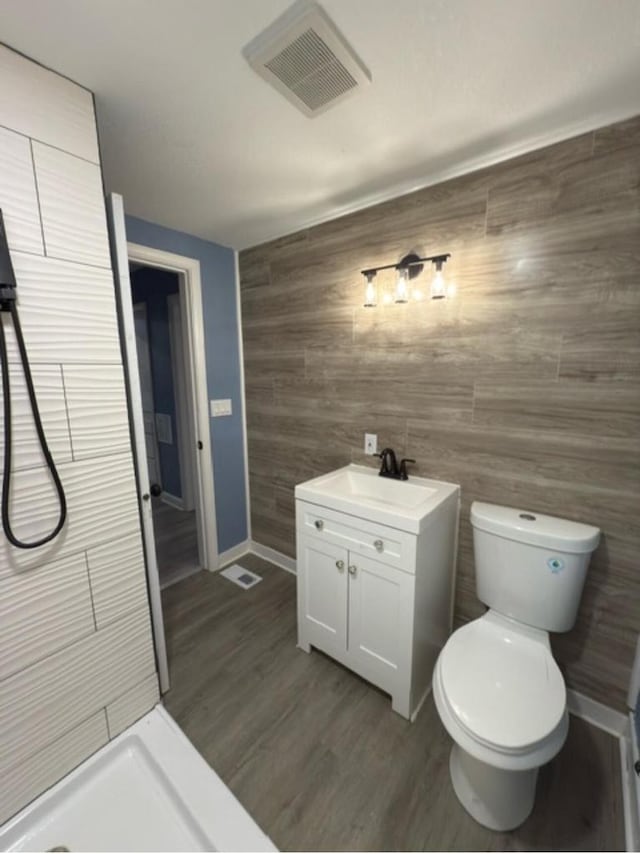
(434, 502, 600, 831)
(433, 611, 568, 830)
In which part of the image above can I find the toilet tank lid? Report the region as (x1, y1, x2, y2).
(470, 502, 600, 553)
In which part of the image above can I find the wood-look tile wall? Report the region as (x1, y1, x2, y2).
(0, 44, 158, 823)
(239, 115, 640, 713)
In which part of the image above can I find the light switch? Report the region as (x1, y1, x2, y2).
(210, 398, 232, 417)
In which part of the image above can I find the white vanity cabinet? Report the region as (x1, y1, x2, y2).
(297, 532, 414, 702)
(295, 465, 460, 720)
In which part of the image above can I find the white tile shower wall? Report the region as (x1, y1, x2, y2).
(0, 126, 43, 255)
(0, 552, 94, 681)
(63, 364, 131, 459)
(0, 712, 110, 827)
(0, 46, 99, 163)
(0, 365, 72, 472)
(32, 142, 111, 267)
(0, 454, 140, 572)
(3, 253, 122, 364)
(87, 533, 149, 628)
(0, 608, 155, 775)
(0, 44, 159, 825)
(106, 672, 160, 739)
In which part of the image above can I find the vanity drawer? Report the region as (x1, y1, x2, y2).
(296, 500, 416, 573)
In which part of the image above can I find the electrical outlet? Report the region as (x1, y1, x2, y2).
(364, 433, 377, 455)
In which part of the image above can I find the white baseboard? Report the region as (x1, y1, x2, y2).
(211, 540, 295, 573)
(566, 688, 628, 737)
(410, 683, 433, 724)
(161, 492, 184, 511)
(566, 690, 637, 850)
(215, 539, 251, 569)
(250, 540, 296, 575)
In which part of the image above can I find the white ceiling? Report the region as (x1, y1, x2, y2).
(2, 0, 640, 249)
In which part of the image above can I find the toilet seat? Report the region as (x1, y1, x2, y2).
(437, 612, 567, 758)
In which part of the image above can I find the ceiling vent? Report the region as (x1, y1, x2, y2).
(242, 0, 371, 118)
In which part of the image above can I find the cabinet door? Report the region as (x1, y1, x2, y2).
(347, 552, 414, 698)
(297, 534, 348, 658)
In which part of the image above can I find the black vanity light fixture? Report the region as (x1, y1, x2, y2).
(362, 252, 451, 307)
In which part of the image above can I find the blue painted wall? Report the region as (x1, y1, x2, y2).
(125, 215, 248, 553)
(131, 267, 182, 499)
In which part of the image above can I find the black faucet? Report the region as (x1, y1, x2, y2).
(377, 447, 399, 478)
(376, 448, 416, 481)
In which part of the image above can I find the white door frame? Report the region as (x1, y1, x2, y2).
(127, 241, 218, 571)
(167, 293, 196, 513)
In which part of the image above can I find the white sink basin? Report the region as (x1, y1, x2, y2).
(309, 467, 435, 509)
(295, 464, 459, 533)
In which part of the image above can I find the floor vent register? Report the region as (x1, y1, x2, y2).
(220, 564, 263, 589)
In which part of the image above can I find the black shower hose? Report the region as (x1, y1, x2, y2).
(0, 300, 67, 548)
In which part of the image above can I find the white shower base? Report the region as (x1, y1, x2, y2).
(0, 706, 276, 852)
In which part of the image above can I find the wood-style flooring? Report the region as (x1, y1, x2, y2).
(151, 499, 199, 588)
(161, 556, 625, 852)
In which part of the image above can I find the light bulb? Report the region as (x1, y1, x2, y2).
(395, 267, 409, 303)
(431, 264, 446, 299)
(363, 272, 377, 307)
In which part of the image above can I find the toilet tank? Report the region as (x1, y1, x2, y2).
(470, 502, 600, 632)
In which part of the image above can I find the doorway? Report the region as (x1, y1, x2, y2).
(129, 264, 202, 588)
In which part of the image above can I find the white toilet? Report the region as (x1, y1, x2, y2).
(433, 501, 600, 832)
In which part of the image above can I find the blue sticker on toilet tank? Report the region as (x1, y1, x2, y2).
(547, 557, 564, 573)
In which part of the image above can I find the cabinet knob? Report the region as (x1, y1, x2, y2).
(314, 519, 324, 531)
(348, 564, 357, 576)
(373, 539, 384, 552)
(336, 559, 345, 571)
